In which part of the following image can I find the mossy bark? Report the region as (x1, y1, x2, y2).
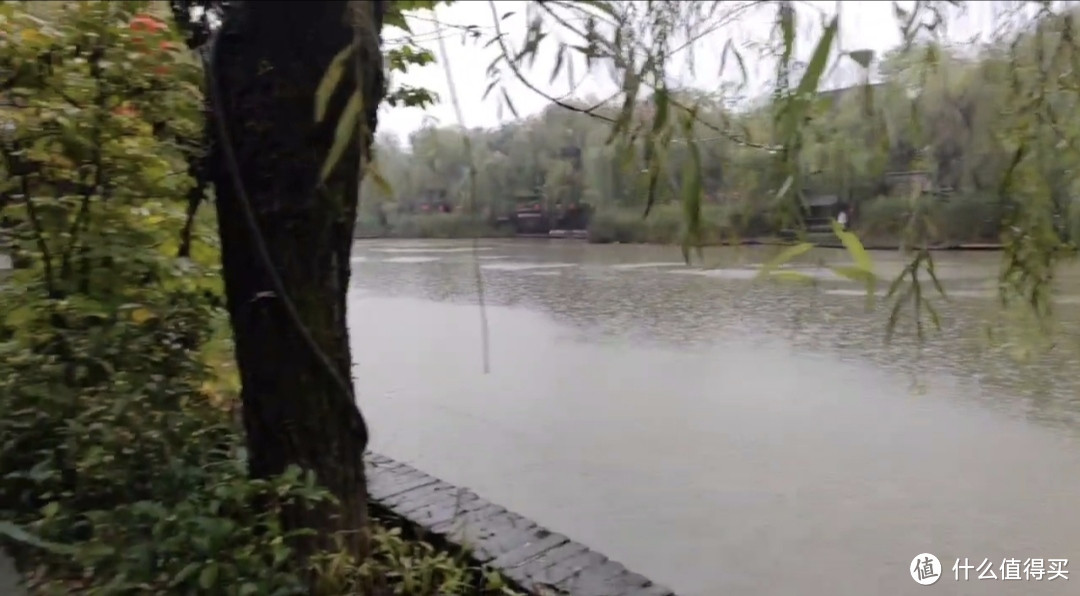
(208, 0, 385, 561)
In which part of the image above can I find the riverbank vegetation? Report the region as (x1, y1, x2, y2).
(0, 1, 516, 593)
(363, 3, 1080, 254)
(355, 211, 513, 239)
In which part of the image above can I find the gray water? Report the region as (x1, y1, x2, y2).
(348, 239, 1080, 596)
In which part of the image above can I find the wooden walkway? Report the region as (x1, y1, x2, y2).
(0, 548, 22, 596)
(366, 453, 677, 596)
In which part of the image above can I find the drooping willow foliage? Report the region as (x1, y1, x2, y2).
(348, 0, 1080, 341)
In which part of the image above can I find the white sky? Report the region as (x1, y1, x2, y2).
(376, 1, 1023, 140)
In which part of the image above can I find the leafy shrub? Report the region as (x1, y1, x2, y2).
(0, 3, 522, 595)
(934, 193, 1005, 243)
(588, 203, 775, 244)
(855, 193, 1004, 245)
(354, 210, 511, 239)
(387, 212, 510, 239)
(854, 195, 918, 242)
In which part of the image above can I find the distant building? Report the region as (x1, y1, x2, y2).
(802, 194, 842, 232)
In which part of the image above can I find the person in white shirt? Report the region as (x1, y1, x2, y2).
(837, 207, 849, 231)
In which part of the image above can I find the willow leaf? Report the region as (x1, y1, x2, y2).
(758, 242, 814, 278)
(680, 128, 704, 263)
(831, 220, 873, 272)
(795, 15, 838, 99)
(320, 92, 361, 183)
(770, 270, 815, 284)
(550, 43, 566, 84)
(315, 46, 351, 123)
(0, 521, 76, 555)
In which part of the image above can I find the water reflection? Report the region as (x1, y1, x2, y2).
(347, 239, 1080, 596)
(350, 239, 1080, 434)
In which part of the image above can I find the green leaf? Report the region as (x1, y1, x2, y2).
(169, 562, 200, 587)
(831, 221, 872, 272)
(77, 542, 115, 560)
(315, 46, 352, 123)
(794, 15, 838, 99)
(320, 92, 361, 182)
(651, 87, 669, 134)
(383, 8, 412, 33)
(758, 242, 813, 278)
(364, 161, 393, 198)
(605, 79, 639, 145)
(831, 264, 875, 284)
(198, 562, 219, 590)
(131, 307, 156, 325)
(500, 88, 519, 118)
(779, 3, 795, 65)
(679, 118, 704, 263)
(769, 270, 815, 283)
(0, 521, 76, 555)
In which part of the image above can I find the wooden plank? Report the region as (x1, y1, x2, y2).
(364, 453, 678, 596)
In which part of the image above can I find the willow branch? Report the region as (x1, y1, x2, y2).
(490, 1, 780, 152)
(21, 175, 57, 297)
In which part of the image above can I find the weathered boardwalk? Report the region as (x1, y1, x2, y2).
(0, 548, 22, 596)
(367, 453, 676, 596)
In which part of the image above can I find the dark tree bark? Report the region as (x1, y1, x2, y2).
(208, 0, 385, 560)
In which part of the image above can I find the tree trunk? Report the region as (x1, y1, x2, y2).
(208, 0, 385, 561)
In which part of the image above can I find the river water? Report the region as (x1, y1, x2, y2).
(348, 239, 1080, 596)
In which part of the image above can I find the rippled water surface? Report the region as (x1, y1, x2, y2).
(348, 239, 1080, 596)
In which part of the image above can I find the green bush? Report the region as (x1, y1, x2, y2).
(0, 4, 521, 595)
(587, 203, 776, 244)
(855, 193, 1004, 245)
(935, 193, 1005, 243)
(356, 211, 511, 239)
(391, 213, 509, 239)
(854, 195, 918, 243)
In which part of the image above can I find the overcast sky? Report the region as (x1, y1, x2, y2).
(376, 1, 1024, 141)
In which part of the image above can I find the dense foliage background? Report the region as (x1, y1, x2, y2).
(363, 5, 1080, 256)
(0, 2, 517, 593)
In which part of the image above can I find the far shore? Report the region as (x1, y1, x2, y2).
(352, 232, 1005, 252)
